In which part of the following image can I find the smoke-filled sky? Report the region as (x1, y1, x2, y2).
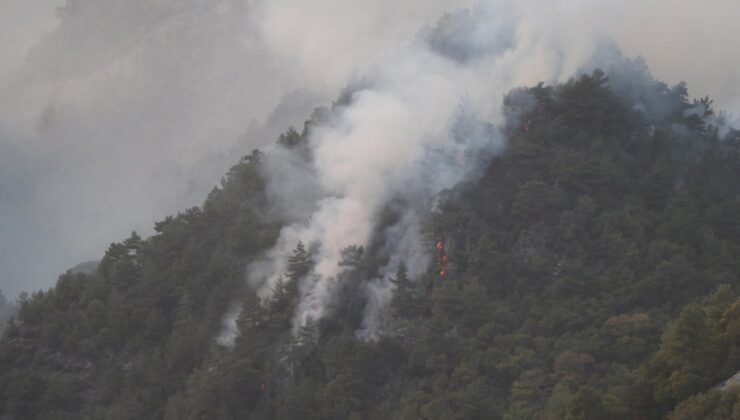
(1, 0, 739, 299)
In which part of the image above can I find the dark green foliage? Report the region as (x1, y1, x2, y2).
(669, 386, 740, 419)
(390, 263, 418, 319)
(3, 72, 740, 419)
(0, 150, 278, 419)
(277, 127, 304, 149)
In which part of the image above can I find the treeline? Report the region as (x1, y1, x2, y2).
(1, 69, 740, 419)
(0, 292, 15, 335)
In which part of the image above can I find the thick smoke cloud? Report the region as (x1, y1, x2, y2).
(219, 1, 600, 340)
(224, 0, 740, 341)
(1, 0, 739, 307)
(0, 0, 471, 299)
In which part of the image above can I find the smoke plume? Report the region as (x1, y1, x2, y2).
(2, 0, 739, 312)
(225, 1, 607, 340)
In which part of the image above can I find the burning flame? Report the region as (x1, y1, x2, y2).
(435, 240, 448, 278)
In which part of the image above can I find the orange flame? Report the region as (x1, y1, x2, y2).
(435, 240, 448, 278)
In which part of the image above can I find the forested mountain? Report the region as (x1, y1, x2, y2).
(2, 68, 740, 420)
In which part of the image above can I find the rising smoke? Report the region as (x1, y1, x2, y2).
(221, 1, 635, 341)
(0, 0, 474, 299)
(2, 1, 739, 318)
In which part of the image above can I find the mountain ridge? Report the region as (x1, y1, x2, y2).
(1, 67, 740, 419)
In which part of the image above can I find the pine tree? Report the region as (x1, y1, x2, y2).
(271, 277, 293, 315)
(390, 262, 415, 319)
(270, 242, 311, 326)
(166, 291, 201, 372)
(277, 127, 303, 149)
(233, 293, 270, 368)
(286, 241, 311, 293)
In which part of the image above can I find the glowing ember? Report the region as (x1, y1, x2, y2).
(435, 240, 448, 278)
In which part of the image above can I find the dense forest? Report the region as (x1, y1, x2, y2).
(2, 65, 740, 419)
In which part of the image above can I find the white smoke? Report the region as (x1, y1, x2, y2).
(235, 0, 740, 340)
(0, 0, 477, 298)
(3, 0, 739, 320)
(220, 0, 609, 341)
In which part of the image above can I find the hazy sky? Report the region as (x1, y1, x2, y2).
(1, 0, 738, 299)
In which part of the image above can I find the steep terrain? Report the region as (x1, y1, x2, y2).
(1, 68, 740, 419)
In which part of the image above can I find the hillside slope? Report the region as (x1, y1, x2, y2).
(2, 69, 740, 419)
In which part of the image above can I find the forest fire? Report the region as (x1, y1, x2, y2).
(435, 240, 448, 278)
